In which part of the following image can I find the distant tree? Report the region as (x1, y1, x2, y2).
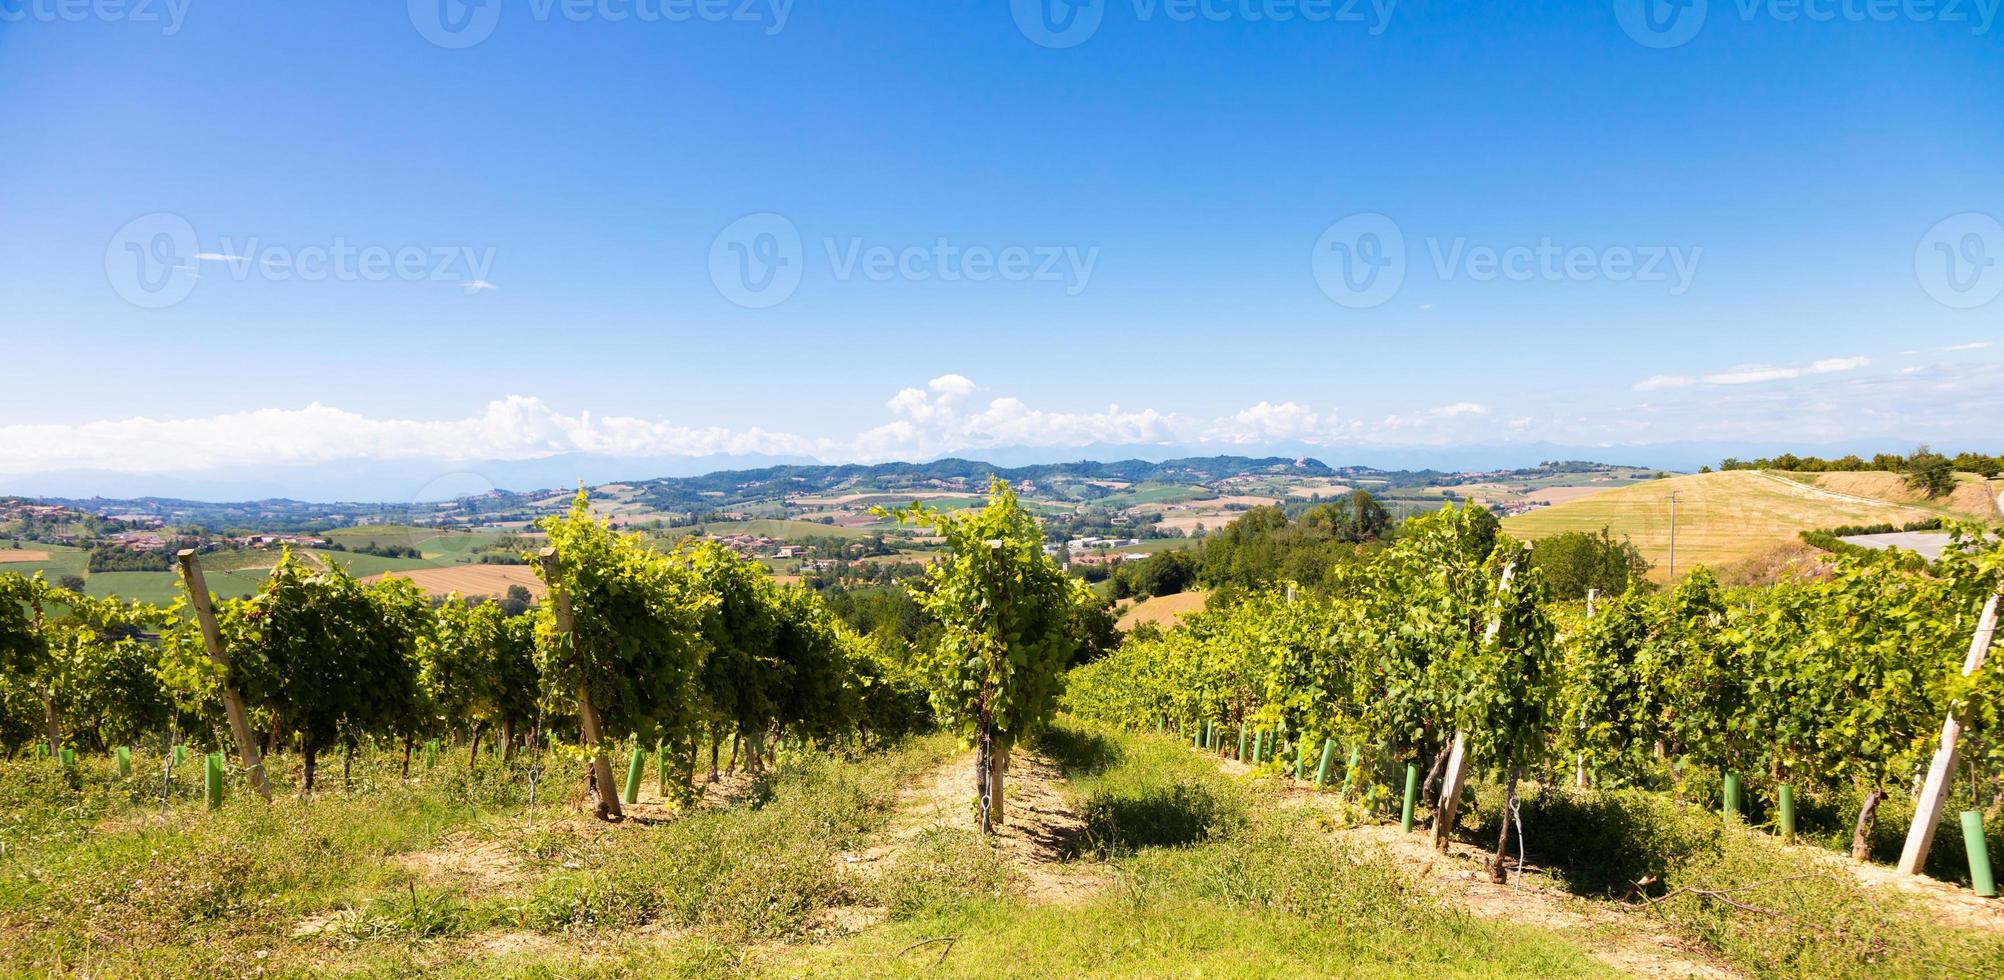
(498, 583, 533, 617)
(1952, 452, 2002, 479)
(1902, 445, 1956, 499)
(1527, 527, 1651, 601)
(57, 574, 86, 593)
(1113, 549, 1198, 600)
(1070, 592, 1122, 667)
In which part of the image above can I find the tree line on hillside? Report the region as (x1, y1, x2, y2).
(1718, 445, 1998, 498)
(1077, 489, 1649, 608)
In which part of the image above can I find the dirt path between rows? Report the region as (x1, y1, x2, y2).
(1233, 762, 1736, 979)
(847, 749, 1111, 905)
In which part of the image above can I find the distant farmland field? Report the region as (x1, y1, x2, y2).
(1116, 589, 1210, 630)
(1504, 470, 1941, 580)
(361, 564, 542, 599)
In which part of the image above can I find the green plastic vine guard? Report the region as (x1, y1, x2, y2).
(623, 745, 644, 805)
(1777, 784, 1795, 838)
(1340, 747, 1360, 798)
(1294, 745, 1308, 781)
(1192, 725, 1202, 749)
(1962, 811, 1996, 898)
(116, 746, 131, 779)
(1314, 739, 1338, 787)
(59, 748, 75, 769)
(1237, 725, 1247, 761)
(1722, 772, 1742, 820)
(1401, 763, 1420, 832)
(204, 753, 223, 810)
(35, 744, 48, 760)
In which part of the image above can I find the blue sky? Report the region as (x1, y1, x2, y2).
(2, 1, 2001, 490)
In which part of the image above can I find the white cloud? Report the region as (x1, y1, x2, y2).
(1204, 401, 1330, 444)
(458, 279, 496, 293)
(1942, 341, 1994, 352)
(7, 359, 2003, 480)
(1631, 355, 1870, 391)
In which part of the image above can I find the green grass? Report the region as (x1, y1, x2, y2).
(1093, 482, 1213, 508)
(785, 721, 1613, 978)
(321, 526, 513, 561)
(0, 735, 960, 977)
(0, 542, 88, 583)
(17, 722, 1986, 977)
(1469, 783, 2004, 977)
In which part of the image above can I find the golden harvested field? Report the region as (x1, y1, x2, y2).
(1504, 470, 1939, 581)
(362, 564, 543, 599)
(1116, 589, 1211, 630)
(1811, 471, 2003, 519)
(1523, 485, 1612, 505)
(0, 549, 51, 563)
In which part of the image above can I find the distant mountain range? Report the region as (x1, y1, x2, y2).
(0, 436, 1945, 504)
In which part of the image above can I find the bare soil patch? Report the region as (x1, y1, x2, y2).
(394, 834, 528, 893)
(0, 549, 50, 563)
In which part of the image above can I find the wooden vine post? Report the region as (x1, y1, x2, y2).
(176, 550, 272, 801)
(1896, 589, 2000, 876)
(539, 548, 623, 821)
(1431, 561, 1515, 852)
